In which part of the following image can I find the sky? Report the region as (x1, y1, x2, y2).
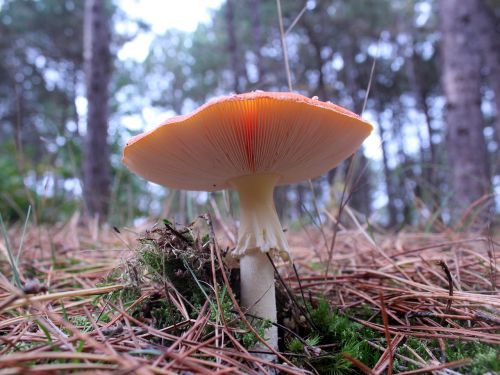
(117, 0, 224, 62)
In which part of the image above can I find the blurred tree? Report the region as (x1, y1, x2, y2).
(476, 0, 500, 167)
(439, 0, 492, 221)
(0, 0, 85, 221)
(0, 0, 148, 223)
(249, 0, 264, 83)
(225, 0, 246, 93)
(83, 0, 112, 219)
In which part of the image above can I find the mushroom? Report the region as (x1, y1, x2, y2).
(122, 91, 372, 351)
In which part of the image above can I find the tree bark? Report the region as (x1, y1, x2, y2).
(377, 114, 398, 227)
(178, 190, 187, 224)
(439, 0, 491, 219)
(83, 0, 111, 220)
(476, 0, 500, 164)
(406, 45, 437, 185)
(303, 21, 328, 100)
(249, 0, 263, 83)
(342, 39, 372, 217)
(225, 0, 245, 93)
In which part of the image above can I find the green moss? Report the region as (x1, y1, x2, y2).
(238, 319, 273, 348)
(396, 338, 499, 374)
(286, 334, 320, 353)
(70, 315, 92, 332)
(284, 298, 380, 373)
(208, 286, 233, 323)
(150, 300, 185, 328)
(309, 352, 355, 375)
(286, 337, 305, 353)
(201, 233, 210, 244)
(203, 285, 273, 349)
(446, 341, 500, 375)
(310, 299, 377, 344)
(138, 240, 206, 306)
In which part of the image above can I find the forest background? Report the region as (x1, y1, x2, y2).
(1, 0, 499, 232)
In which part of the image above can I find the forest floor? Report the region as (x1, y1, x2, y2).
(0, 213, 499, 374)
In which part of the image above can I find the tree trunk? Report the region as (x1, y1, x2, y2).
(83, 0, 111, 220)
(296, 183, 306, 219)
(274, 186, 287, 221)
(225, 0, 245, 93)
(249, 0, 263, 83)
(347, 152, 372, 217)
(303, 21, 328, 100)
(377, 114, 398, 227)
(476, 0, 500, 166)
(406, 48, 437, 185)
(439, 0, 491, 220)
(342, 39, 372, 217)
(178, 190, 187, 224)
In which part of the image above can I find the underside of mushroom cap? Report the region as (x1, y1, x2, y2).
(123, 91, 373, 191)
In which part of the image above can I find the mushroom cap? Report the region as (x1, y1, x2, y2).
(123, 91, 372, 191)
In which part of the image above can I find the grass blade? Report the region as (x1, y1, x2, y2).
(0, 212, 22, 288)
(16, 205, 31, 263)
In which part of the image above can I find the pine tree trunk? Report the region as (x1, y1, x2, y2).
(83, 0, 111, 220)
(342, 41, 372, 217)
(273, 186, 287, 221)
(303, 21, 328, 100)
(178, 190, 187, 224)
(347, 152, 372, 217)
(406, 47, 437, 185)
(249, 0, 263, 83)
(225, 0, 245, 93)
(476, 0, 500, 162)
(439, 0, 491, 220)
(377, 114, 398, 227)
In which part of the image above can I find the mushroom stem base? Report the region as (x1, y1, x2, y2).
(240, 250, 278, 351)
(229, 173, 289, 259)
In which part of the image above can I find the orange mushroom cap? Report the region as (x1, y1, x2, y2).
(123, 91, 372, 191)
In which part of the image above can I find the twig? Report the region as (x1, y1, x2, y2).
(437, 260, 453, 313)
(397, 358, 472, 375)
(342, 352, 374, 375)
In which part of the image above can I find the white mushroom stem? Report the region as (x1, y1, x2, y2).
(229, 173, 290, 351)
(229, 174, 289, 259)
(240, 251, 278, 350)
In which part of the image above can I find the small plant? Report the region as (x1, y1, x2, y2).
(70, 316, 93, 332)
(136, 219, 218, 307)
(286, 334, 320, 353)
(208, 286, 233, 323)
(207, 286, 273, 349)
(395, 337, 500, 374)
(283, 298, 380, 373)
(446, 341, 500, 375)
(149, 298, 185, 329)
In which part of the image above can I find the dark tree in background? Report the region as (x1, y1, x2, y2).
(439, 0, 491, 220)
(225, 0, 245, 93)
(476, 0, 500, 163)
(83, 0, 112, 219)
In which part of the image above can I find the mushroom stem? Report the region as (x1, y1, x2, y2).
(240, 250, 278, 350)
(229, 174, 289, 259)
(229, 173, 289, 352)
